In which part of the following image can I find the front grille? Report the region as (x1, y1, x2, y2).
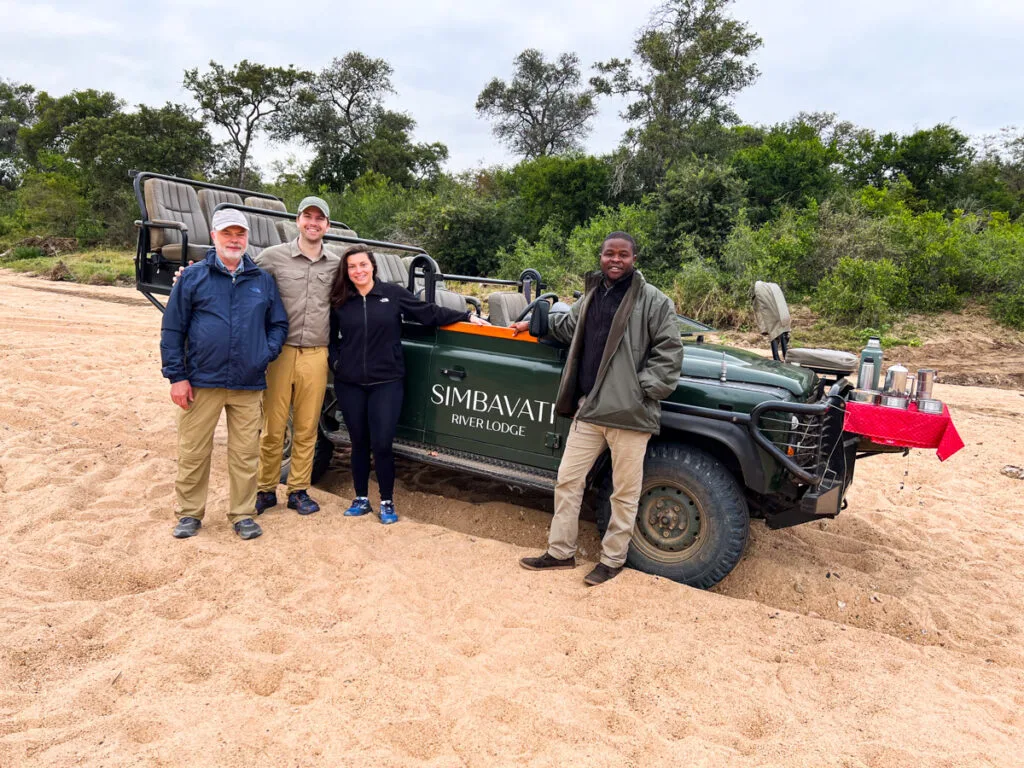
(757, 409, 826, 477)
(756, 394, 846, 487)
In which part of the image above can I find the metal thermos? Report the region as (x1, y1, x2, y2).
(859, 337, 883, 390)
(858, 361, 875, 390)
(917, 368, 936, 400)
(884, 363, 908, 394)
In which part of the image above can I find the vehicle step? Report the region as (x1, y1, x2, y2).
(323, 426, 557, 493)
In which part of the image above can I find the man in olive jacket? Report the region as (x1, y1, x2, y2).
(512, 232, 683, 586)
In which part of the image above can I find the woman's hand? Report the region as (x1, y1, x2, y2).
(468, 314, 491, 326)
(509, 320, 530, 336)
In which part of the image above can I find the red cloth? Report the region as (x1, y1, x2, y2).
(843, 400, 964, 461)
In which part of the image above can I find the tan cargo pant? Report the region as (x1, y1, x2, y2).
(548, 419, 651, 568)
(257, 345, 328, 494)
(175, 387, 263, 525)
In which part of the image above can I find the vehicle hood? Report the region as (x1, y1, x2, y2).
(680, 341, 816, 398)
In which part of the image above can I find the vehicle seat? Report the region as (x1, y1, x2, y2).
(417, 286, 473, 314)
(143, 178, 211, 263)
(198, 189, 242, 230)
(752, 281, 857, 376)
(488, 292, 528, 327)
(375, 252, 408, 285)
(276, 219, 299, 243)
(242, 197, 284, 256)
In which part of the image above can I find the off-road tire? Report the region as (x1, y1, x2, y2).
(594, 441, 749, 589)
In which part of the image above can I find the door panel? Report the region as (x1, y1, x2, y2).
(426, 330, 570, 471)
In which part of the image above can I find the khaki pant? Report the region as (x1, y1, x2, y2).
(548, 419, 651, 568)
(175, 387, 263, 525)
(257, 345, 328, 494)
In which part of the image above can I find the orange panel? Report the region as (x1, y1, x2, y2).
(439, 321, 539, 343)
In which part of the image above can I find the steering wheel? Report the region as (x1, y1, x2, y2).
(514, 292, 560, 323)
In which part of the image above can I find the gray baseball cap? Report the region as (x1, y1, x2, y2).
(210, 208, 249, 231)
(297, 195, 330, 219)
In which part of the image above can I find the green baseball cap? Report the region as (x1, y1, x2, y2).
(297, 195, 330, 219)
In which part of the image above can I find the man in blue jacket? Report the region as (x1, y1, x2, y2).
(161, 209, 289, 540)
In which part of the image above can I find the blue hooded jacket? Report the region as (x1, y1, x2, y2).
(160, 249, 289, 390)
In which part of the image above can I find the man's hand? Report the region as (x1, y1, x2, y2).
(468, 314, 491, 327)
(509, 320, 530, 336)
(170, 380, 194, 410)
(171, 260, 195, 286)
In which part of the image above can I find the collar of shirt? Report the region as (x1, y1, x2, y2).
(288, 236, 326, 263)
(216, 253, 245, 275)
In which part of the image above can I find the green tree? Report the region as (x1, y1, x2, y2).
(476, 49, 597, 159)
(68, 103, 213, 191)
(395, 176, 524, 275)
(67, 103, 215, 242)
(306, 110, 448, 191)
(18, 89, 122, 165)
(500, 154, 611, 237)
(0, 79, 35, 188)
(730, 119, 840, 223)
(592, 0, 761, 180)
(183, 59, 309, 187)
(650, 156, 746, 271)
(837, 124, 974, 210)
(280, 53, 447, 191)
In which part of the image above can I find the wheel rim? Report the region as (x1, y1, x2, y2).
(632, 483, 706, 563)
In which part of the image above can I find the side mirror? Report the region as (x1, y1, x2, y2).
(529, 299, 549, 338)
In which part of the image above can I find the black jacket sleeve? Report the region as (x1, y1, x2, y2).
(395, 287, 469, 327)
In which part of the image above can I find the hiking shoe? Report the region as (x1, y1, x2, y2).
(344, 497, 373, 517)
(233, 518, 263, 540)
(379, 500, 398, 525)
(584, 563, 623, 586)
(287, 490, 320, 515)
(519, 552, 576, 571)
(172, 517, 201, 539)
(255, 491, 278, 515)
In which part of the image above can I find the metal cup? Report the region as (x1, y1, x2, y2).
(917, 369, 936, 400)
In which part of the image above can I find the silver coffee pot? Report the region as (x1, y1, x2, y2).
(884, 363, 908, 394)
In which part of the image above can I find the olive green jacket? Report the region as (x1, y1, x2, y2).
(547, 270, 683, 434)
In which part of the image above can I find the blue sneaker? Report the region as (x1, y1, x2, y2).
(255, 491, 277, 515)
(379, 500, 398, 525)
(344, 497, 373, 517)
(287, 490, 320, 515)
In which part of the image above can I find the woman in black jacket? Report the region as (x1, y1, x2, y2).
(328, 245, 488, 524)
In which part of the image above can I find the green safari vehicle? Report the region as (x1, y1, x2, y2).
(132, 171, 898, 590)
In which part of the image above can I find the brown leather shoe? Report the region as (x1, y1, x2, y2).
(519, 552, 576, 571)
(584, 563, 623, 586)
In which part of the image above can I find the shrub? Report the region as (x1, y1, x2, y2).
(7, 245, 45, 261)
(667, 257, 742, 328)
(496, 224, 587, 295)
(813, 256, 909, 327)
(991, 290, 1024, 330)
(394, 178, 524, 275)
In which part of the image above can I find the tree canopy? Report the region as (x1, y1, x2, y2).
(183, 59, 309, 187)
(476, 49, 597, 159)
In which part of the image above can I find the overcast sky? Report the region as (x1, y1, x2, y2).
(2, 0, 1022, 175)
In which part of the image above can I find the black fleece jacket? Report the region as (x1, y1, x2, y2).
(329, 280, 469, 385)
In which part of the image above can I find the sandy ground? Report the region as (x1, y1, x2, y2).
(1, 271, 1023, 768)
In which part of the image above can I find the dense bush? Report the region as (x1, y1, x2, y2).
(394, 176, 525, 275)
(813, 257, 909, 327)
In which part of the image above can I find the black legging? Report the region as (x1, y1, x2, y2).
(335, 380, 404, 501)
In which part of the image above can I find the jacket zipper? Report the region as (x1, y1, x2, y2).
(362, 294, 368, 384)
